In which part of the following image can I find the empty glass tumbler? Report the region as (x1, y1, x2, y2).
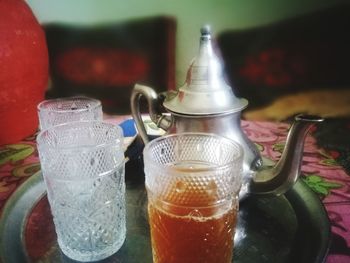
(37, 121, 126, 262)
(143, 133, 244, 263)
(37, 97, 103, 130)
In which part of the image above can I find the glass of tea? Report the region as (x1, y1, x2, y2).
(143, 133, 243, 263)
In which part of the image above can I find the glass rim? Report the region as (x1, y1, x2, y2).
(37, 120, 123, 151)
(37, 96, 102, 114)
(143, 132, 243, 173)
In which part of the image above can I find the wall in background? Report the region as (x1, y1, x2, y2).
(27, 0, 346, 87)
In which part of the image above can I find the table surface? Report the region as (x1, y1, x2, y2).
(0, 116, 349, 263)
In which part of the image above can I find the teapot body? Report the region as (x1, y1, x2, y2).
(131, 84, 324, 199)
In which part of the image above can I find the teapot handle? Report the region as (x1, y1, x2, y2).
(130, 84, 172, 144)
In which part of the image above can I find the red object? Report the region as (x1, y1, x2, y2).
(0, 0, 48, 145)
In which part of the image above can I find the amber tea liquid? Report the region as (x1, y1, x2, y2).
(148, 164, 238, 263)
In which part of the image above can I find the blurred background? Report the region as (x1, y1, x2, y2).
(23, 0, 350, 121)
(27, 0, 347, 87)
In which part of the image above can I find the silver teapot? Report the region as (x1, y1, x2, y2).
(131, 26, 323, 199)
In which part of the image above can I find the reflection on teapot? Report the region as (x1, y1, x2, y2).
(131, 26, 323, 200)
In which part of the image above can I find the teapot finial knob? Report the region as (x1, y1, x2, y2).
(200, 25, 211, 37)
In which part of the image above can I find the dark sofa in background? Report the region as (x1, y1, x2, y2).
(44, 16, 176, 114)
(217, 3, 350, 120)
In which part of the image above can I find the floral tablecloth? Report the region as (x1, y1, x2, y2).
(0, 117, 349, 262)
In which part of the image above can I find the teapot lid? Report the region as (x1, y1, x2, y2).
(163, 25, 248, 115)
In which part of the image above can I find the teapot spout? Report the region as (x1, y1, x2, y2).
(250, 115, 324, 195)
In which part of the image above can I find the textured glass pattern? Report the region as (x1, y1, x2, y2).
(37, 121, 125, 262)
(144, 133, 243, 206)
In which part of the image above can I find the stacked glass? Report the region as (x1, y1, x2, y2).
(36, 97, 126, 262)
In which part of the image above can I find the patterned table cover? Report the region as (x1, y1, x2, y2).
(0, 117, 349, 262)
